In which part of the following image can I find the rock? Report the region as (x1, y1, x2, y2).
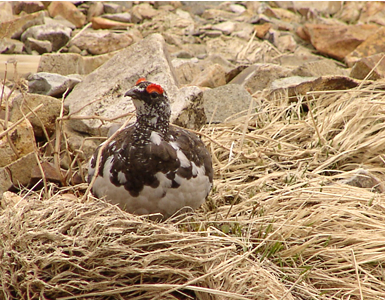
(37, 52, 117, 76)
(0, 151, 38, 194)
(102, 13, 132, 23)
(350, 54, 385, 81)
(270, 76, 318, 90)
(291, 60, 349, 77)
(27, 72, 82, 98)
(202, 84, 253, 123)
(44, 15, 76, 30)
(131, 3, 158, 23)
(203, 30, 222, 38)
(0, 11, 45, 39)
(337, 169, 385, 193)
(12, 1, 45, 15)
(21, 24, 72, 52)
(229, 4, 246, 14)
(254, 23, 272, 39)
(275, 46, 325, 67)
(334, 1, 361, 24)
(68, 29, 136, 55)
(64, 33, 206, 136)
(229, 63, 292, 94)
(192, 64, 227, 88)
(30, 161, 65, 186)
(25, 37, 52, 54)
(91, 17, 133, 30)
(0, 191, 22, 209)
(10, 93, 63, 138)
(212, 21, 236, 35)
(172, 58, 201, 85)
(269, 75, 361, 102)
(0, 38, 24, 54)
(0, 119, 36, 167)
(201, 9, 238, 21)
(359, 2, 385, 25)
(275, 1, 343, 16)
(345, 27, 385, 67)
(300, 24, 379, 61)
(0, 2, 14, 22)
(47, 1, 86, 28)
(103, 3, 124, 14)
(273, 32, 297, 53)
(87, 1, 104, 22)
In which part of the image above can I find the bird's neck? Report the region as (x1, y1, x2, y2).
(133, 114, 170, 143)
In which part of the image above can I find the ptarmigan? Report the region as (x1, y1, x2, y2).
(88, 78, 213, 219)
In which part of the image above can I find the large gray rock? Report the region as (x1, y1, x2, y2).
(202, 84, 253, 123)
(21, 24, 72, 52)
(28, 72, 82, 97)
(64, 33, 206, 136)
(229, 63, 293, 94)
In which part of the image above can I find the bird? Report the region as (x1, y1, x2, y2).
(88, 78, 213, 219)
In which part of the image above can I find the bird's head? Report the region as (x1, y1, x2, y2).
(125, 78, 171, 121)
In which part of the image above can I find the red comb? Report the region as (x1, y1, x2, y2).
(146, 83, 163, 95)
(136, 78, 146, 85)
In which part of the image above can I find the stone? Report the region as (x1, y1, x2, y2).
(91, 17, 134, 30)
(0, 38, 24, 54)
(47, 1, 86, 28)
(275, 1, 342, 16)
(25, 37, 52, 54)
(0, 2, 14, 22)
(172, 58, 201, 85)
(131, 3, 158, 23)
(102, 13, 132, 23)
(192, 64, 227, 88)
(269, 75, 360, 102)
(10, 93, 63, 138)
(334, 1, 361, 24)
(350, 54, 385, 81)
(68, 29, 135, 55)
(64, 33, 206, 136)
(291, 60, 349, 77)
(12, 1, 44, 15)
(0, 119, 35, 167)
(300, 24, 379, 61)
(345, 27, 385, 67)
(30, 161, 65, 186)
(87, 1, 104, 22)
(103, 3, 124, 14)
(229, 64, 292, 94)
(337, 169, 385, 193)
(212, 21, 236, 35)
(203, 30, 222, 38)
(27, 72, 82, 98)
(273, 33, 297, 53)
(254, 23, 272, 39)
(37, 52, 117, 76)
(202, 84, 253, 123)
(229, 4, 246, 14)
(44, 15, 76, 30)
(359, 2, 385, 25)
(0, 151, 37, 194)
(201, 9, 237, 21)
(21, 24, 72, 52)
(0, 11, 44, 39)
(0, 191, 22, 209)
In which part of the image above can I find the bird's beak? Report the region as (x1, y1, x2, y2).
(124, 88, 138, 98)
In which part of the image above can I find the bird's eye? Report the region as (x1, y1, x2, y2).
(150, 92, 158, 98)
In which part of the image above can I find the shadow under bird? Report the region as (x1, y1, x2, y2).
(88, 78, 213, 219)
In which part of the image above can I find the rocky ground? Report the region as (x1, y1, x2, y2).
(2, 1, 385, 299)
(1, 0, 385, 193)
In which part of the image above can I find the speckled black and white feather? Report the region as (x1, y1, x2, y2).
(88, 79, 213, 218)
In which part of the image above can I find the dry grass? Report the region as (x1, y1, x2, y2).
(2, 80, 385, 299)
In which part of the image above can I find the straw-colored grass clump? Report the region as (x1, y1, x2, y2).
(2, 80, 385, 299)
